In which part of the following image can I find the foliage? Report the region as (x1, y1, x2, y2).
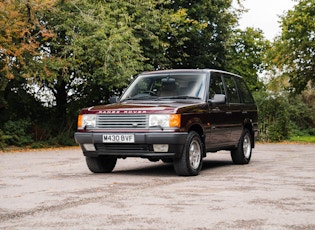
(290, 135, 315, 143)
(255, 0, 315, 142)
(254, 91, 290, 142)
(163, 0, 237, 69)
(254, 90, 315, 142)
(131, 0, 172, 70)
(226, 27, 270, 90)
(0, 0, 56, 112)
(26, 0, 149, 121)
(0, 0, 56, 79)
(0, 129, 9, 150)
(2, 119, 33, 146)
(287, 94, 315, 134)
(1, 0, 314, 147)
(266, 0, 315, 93)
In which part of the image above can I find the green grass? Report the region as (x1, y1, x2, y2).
(289, 135, 315, 143)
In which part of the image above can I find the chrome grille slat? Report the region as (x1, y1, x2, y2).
(96, 114, 148, 129)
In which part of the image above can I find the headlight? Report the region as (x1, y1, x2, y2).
(149, 114, 169, 127)
(78, 114, 96, 129)
(149, 114, 180, 128)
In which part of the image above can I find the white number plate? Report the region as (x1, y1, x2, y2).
(103, 134, 135, 143)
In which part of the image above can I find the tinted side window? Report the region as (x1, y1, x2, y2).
(223, 75, 240, 103)
(209, 73, 225, 99)
(236, 78, 255, 103)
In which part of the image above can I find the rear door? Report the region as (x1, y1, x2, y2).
(222, 74, 243, 144)
(235, 77, 258, 135)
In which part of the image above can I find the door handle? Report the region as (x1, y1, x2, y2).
(242, 111, 248, 114)
(226, 111, 232, 115)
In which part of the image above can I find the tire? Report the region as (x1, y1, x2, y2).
(173, 131, 203, 176)
(231, 129, 252, 164)
(85, 156, 117, 173)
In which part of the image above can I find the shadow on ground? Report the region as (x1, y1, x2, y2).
(111, 159, 234, 177)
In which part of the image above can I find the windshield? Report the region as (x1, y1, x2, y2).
(120, 73, 207, 101)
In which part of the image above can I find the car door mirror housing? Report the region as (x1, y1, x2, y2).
(209, 94, 226, 104)
(109, 96, 119, 104)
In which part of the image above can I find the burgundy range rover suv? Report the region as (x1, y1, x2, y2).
(74, 69, 258, 176)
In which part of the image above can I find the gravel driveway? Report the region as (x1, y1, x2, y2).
(0, 143, 314, 229)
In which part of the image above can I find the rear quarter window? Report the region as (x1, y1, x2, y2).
(235, 78, 255, 104)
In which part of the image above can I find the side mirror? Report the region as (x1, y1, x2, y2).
(209, 94, 226, 104)
(109, 96, 119, 104)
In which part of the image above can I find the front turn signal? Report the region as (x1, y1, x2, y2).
(77, 114, 83, 129)
(170, 114, 181, 127)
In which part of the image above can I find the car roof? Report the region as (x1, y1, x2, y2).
(140, 69, 242, 78)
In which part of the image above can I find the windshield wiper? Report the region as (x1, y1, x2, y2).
(121, 96, 158, 102)
(158, 96, 201, 100)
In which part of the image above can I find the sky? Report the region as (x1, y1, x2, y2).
(236, 0, 297, 40)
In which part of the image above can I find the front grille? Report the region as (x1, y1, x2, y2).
(96, 114, 148, 129)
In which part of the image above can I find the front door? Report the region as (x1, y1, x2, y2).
(205, 72, 231, 149)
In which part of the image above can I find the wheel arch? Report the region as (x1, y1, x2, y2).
(188, 124, 206, 157)
(243, 119, 255, 148)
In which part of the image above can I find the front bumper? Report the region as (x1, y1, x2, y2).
(74, 132, 188, 158)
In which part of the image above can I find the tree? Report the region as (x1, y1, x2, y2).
(161, 0, 238, 69)
(0, 0, 55, 79)
(1, 0, 273, 147)
(226, 27, 270, 90)
(0, 0, 55, 109)
(267, 0, 315, 93)
(131, 0, 172, 70)
(26, 0, 152, 126)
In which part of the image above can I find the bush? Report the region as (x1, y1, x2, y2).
(287, 94, 315, 136)
(0, 129, 10, 150)
(2, 119, 33, 146)
(254, 90, 315, 142)
(49, 131, 77, 146)
(254, 91, 290, 142)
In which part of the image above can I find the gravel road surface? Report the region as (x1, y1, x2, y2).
(0, 144, 314, 229)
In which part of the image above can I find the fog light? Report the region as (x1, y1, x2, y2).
(83, 144, 96, 151)
(153, 144, 169, 152)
